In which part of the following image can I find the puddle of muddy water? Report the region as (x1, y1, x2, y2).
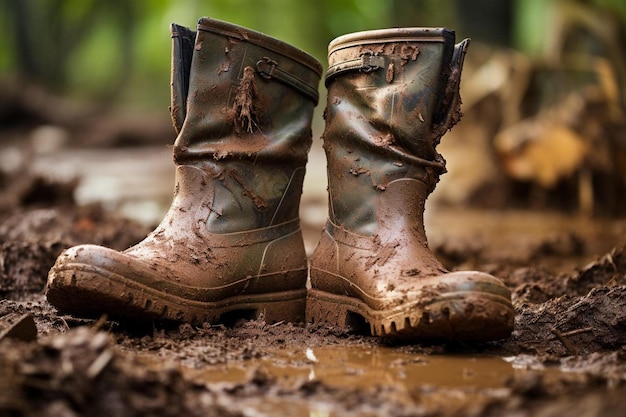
(138, 345, 563, 416)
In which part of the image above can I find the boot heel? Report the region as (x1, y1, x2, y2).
(306, 291, 356, 331)
(254, 297, 306, 324)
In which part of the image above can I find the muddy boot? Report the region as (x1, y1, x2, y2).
(46, 17, 322, 324)
(307, 28, 514, 341)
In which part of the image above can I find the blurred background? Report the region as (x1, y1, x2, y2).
(1, 0, 626, 235)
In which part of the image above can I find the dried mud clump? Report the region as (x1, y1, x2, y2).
(490, 247, 626, 357)
(0, 173, 150, 300)
(0, 327, 241, 417)
(510, 286, 626, 355)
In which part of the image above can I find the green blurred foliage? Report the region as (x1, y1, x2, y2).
(0, 0, 407, 108)
(0, 0, 624, 109)
(515, 0, 626, 58)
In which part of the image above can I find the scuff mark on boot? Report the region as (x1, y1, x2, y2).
(201, 200, 222, 218)
(350, 167, 369, 176)
(224, 37, 238, 53)
(213, 149, 229, 160)
(386, 61, 395, 83)
(363, 236, 398, 269)
(233, 66, 259, 133)
(236, 29, 250, 40)
(374, 133, 394, 147)
(217, 60, 230, 74)
(227, 169, 267, 210)
(218, 39, 239, 74)
(399, 43, 419, 65)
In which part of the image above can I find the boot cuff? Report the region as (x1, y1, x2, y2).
(328, 27, 455, 56)
(326, 28, 455, 85)
(197, 17, 322, 77)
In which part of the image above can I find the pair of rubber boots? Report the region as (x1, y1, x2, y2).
(47, 17, 514, 341)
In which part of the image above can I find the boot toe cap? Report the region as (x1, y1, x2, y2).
(46, 244, 157, 317)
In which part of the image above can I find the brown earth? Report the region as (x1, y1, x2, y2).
(1, 168, 626, 417)
(0, 80, 626, 417)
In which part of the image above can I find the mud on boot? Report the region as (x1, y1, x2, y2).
(47, 17, 322, 325)
(307, 28, 514, 341)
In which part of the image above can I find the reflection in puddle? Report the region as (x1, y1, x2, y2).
(186, 345, 515, 388)
(304, 346, 513, 389)
(177, 345, 545, 416)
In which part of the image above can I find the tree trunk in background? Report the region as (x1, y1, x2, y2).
(455, 0, 514, 47)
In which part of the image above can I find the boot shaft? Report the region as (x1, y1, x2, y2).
(46, 18, 321, 327)
(174, 17, 322, 165)
(168, 18, 322, 233)
(322, 28, 469, 235)
(309, 29, 514, 342)
(326, 28, 467, 159)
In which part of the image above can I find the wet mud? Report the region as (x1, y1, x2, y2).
(1, 172, 626, 416)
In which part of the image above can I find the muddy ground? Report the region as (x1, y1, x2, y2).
(1, 146, 626, 417)
(0, 162, 626, 416)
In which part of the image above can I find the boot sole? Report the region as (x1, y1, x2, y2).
(47, 266, 306, 325)
(306, 288, 514, 341)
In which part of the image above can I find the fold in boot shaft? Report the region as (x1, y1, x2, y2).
(323, 28, 468, 235)
(47, 18, 322, 325)
(176, 17, 321, 161)
(308, 28, 513, 341)
(173, 17, 322, 233)
(326, 28, 466, 162)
